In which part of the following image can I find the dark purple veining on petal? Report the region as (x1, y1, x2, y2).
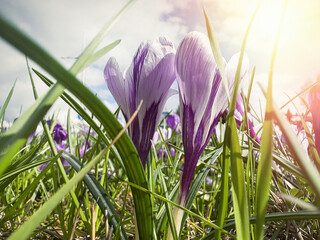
(137, 100, 162, 167)
(131, 45, 149, 115)
(179, 70, 223, 203)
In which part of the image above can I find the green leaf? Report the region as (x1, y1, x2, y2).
(204, 9, 229, 100)
(182, 147, 223, 236)
(255, 1, 288, 239)
(63, 152, 127, 240)
(227, 119, 250, 240)
(202, 211, 320, 239)
(83, 40, 121, 69)
(32, 69, 110, 146)
(8, 144, 110, 240)
(0, 80, 16, 122)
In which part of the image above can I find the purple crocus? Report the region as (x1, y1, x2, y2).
(166, 114, 180, 129)
(79, 140, 91, 157)
(39, 123, 69, 171)
(309, 84, 320, 154)
(53, 123, 68, 144)
(175, 31, 249, 206)
(234, 94, 261, 144)
(104, 37, 176, 167)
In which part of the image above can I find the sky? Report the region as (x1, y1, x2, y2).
(1, 0, 320, 124)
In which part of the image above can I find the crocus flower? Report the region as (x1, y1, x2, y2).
(156, 144, 176, 159)
(166, 114, 180, 129)
(152, 127, 172, 145)
(309, 84, 320, 154)
(104, 37, 176, 167)
(79, 140, 91, 158)
(53, 123, 68, 144)
(168, 31, 249, 239)
(39, 123, 69, 171)
(206, 177, 213, 186)
(234, 94, 261, 144)
(176, 31, 249, 205)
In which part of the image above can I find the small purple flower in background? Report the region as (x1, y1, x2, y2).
(157, 148, 167, 158)
(166, 114, 180, 129)
(152, 128, 172, 145)
(169, 31, 249, 238)
(170, 147, 175, 157)
(234, 94, 261, 144)
(53, 123, 68, 144)
(79, 140, 91, 158)
(309, 83, 320, 154)
(104, 37, 177, 167)
(206, 177, 213, 186)
(156, 144, 176, 159)
(39, 123, 69, 171)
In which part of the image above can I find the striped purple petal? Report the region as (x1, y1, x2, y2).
(176, 31, 227, 203)
(104, 37, 176, 167)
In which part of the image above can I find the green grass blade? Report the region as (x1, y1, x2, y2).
(255, 114, 273, 239)
(7, 146, 110, 240)
(63, 152, 127, 240)
(182, 147, 223, 236)
(0, 80, 16, 122)
(0, 83, 64, 175)
(227, 119, 250, 240)
(0, 153, 61, 226)
(202, 211, 320, 239)
(32, 69, 110, 146)
(209, 2, 262, 238)
(0, 157, 51, 182)
(255, 1, 288, 239)
(122, 180, 235, 239)
(214, 141, 231, 239)
(227, 0, 263, 115)
(83, 40, 121, 69)
(204, 9, 229, 100)
(157, 164, 177, 240)
(70, 0, 136, 74)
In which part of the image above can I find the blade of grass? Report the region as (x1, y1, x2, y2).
(226, 119, 250, 240)
(83, 40, 121, 69)
(32, 69, 110, 146)
(0, 152, 61, 225)
(255, 1, 288, 239)
(204, 9, 229, 100)
(208, 1, 263, 238)
(70, 1, 136, 74)
(0, 80, 16, 122)
(63, 152, 127, 240)
(121, 180, 235, 239)
(202, 211, 320, 239)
